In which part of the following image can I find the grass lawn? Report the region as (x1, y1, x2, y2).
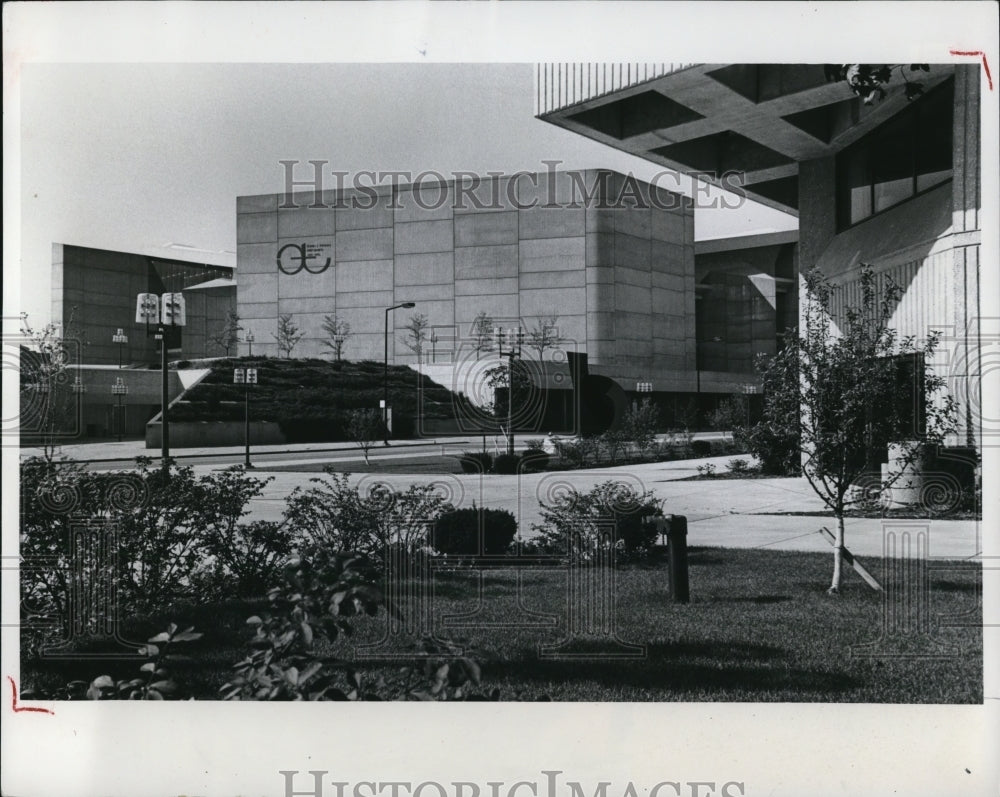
(259, 454, 465, 474)
(23, 548, 982, 703)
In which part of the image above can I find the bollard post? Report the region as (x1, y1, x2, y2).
(667, 514, 690, 603)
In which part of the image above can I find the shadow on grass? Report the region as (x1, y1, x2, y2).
(487, 640, 859, 696)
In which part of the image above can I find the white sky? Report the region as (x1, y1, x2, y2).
(16, 60, 797, 324)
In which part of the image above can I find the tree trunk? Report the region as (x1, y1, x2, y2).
(828, 514, 845, 594)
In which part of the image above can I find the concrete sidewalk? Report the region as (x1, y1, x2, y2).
(235, 455, 983, 562)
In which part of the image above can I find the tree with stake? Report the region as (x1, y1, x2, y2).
(526, 315, 565, 361)
(346, 408, 384, 466)
(470, 311, 494, 360)
(321, 314, 352, 363)
(210, 310, 242, 357)
(401, 313, 429, 364)
(273, 314, 305, 359)
(758, 266, 956, 594)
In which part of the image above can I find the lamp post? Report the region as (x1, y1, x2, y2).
(111, 377, 128, 442)
(112, 328, 128, 369)
(383, 302, 415, 446)
(136, 292, 186, 475)
(234, 366, 257, 467)
(429, 331, 439, 364)
(245, 330, 254, 357)
(494, 326, 524, 456)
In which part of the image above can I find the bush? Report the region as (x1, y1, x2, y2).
(598, 428, 630, 465)
(696, 463, 717, 476)
(458, 451, 493, 474)
(742, 420, 800, 476)
(532, 480, 663, 561)
(492, 453, 522, 474)
(690, 439, 713, 458)
(555, 437, 598, 468)
(520, 449, 550, 472)
(726, 458, 751, 475)
(283, 470, 455, 558)
(432, 507, 518, 556)
(623, 399, 660, 456)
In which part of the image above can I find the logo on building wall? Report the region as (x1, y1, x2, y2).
(276, 242, 333, 275)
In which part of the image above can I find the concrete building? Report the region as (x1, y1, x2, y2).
(51, 243, 235, 366)
(236, 169, 701, 392)
(537, 63, 982, 446)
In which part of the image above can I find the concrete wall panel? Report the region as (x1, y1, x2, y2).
(336, 228, 394, 262)
(519, 237, 586, 272)
(394, 251, 454, 286)
(237, 212, 277, 244)
(454, 212, 518, 247)
(518, 207, 585, 239)
(455, 245, 518, 279)
(394, 220, 454, 255)
(336, 260, 394, 293)
(277, 208, 336, 238)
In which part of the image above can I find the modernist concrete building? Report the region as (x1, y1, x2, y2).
(51, 243, 235, 366)
(537, 63, 982, 446)
(236, 169, 702, 392)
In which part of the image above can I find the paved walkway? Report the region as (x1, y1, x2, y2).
(20, 440, 984, 561)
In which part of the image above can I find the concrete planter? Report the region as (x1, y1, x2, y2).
(145, 420, 285, 449)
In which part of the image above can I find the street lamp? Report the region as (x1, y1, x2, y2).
(234, 365, 258, 467)
(136, 291, 186, 475)
(383, 302, 415, 446)
(429, 331, 439, 364)
(245, 330, 254, 357)
(494, 326, 524, 456)
(112, 328, 128, 369)
(111, 377, 128, 442)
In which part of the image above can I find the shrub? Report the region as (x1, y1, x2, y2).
(532, 480, 663, 561)
(742, 420, 800, 476)
(524, 439, 545, 451)
(555, 437, 598, 468)
(458, 451, 493, 474)
(726, 458, 751, 475)
(623, 399, 660, 456)
(696, 463, 717, 476)
(493, 453, 522, 474)
(520, 449, 550, 472)
(690, 439, 713, 458)
(432, 507, 518, 556)
(283, 470, 456, 557)
(597, 428, 630, 465)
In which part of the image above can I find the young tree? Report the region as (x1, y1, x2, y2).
(345, 408, 383, 466)
(321, 314, 352, 362)
(759, 265, 956, 594)
(273, 314, 304, 358)
(209, 310, 242, 356)
(623, 398, 660, 457)
(401, 313, 429, 363)
(470, 311, 494, 360)
(20, 311, 86, 460)
(525, 315, 566, 361)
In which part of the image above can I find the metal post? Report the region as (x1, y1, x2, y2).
(117, 393, 124, 442)
(507, 349, 515, 456)
(667, 515, 690, 603)
(244, 381, 251, 468)
(383, 307, 390, 446)
(159, 325, 169, 475)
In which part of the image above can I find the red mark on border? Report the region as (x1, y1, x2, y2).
(950, 50, 993, 90)
(8, 676, 55, 715)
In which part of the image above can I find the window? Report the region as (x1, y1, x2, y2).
(836, 78, 953, 229)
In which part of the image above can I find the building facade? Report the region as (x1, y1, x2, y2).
(538, 63, 982, 446)
(51, 243, 235, 366)
(236, 169, 701, 392)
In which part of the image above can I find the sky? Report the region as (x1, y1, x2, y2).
(16, 61, 797, 324)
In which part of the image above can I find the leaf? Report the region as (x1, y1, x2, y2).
(300, 622, 314, 647)
(145, 688, 164, 700)
(246, 615, 263, 626)
(172, 631, 202, 643)
(166, 622, 178, 636)
(147, 632, 170, 643)
(150, 680, 176, 694)
(285, 667, 299, 686)
(91, 675, 114, 689)
(140, 662, 157, 673)
(140, 644, 160, 657)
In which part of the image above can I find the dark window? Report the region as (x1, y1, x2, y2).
(836, 78, 953, 229)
